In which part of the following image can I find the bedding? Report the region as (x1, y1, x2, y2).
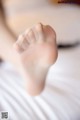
(0, 45, 80, 120)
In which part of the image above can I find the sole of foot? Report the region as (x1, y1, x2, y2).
(13, 23, 58, 96)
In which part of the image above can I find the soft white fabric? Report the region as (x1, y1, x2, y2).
(0, 46, 80, 120)
(37, 5, 80, 45)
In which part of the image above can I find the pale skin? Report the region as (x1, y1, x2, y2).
(0, 11, 58, 96)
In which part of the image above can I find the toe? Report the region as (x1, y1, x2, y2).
(13, 42, 24, 53)
(34, 23, 44, 43)
(14, 35, 25, 53)
(26, 29, 36, 44)
(14, 34, 29, 53)
(21, 34, 30, 49)
(44, 25, 56, 44)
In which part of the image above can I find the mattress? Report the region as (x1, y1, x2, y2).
(0, 45, 80, 120)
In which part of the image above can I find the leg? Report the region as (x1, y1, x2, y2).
(0, 11, 21, 71)
(14, 23, 58, 96)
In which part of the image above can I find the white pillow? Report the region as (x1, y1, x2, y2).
(38, 5, 80, 45)
(55, 5, 80, 45)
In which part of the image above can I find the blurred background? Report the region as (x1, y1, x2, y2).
(2, 0, 80, 44)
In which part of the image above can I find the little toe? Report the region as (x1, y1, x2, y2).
(13, 42, 24, 53)
(13, 35, 25, 53)
(14, 34, 29, 53)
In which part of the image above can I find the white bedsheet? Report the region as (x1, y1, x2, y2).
(0, 46, 80, 120)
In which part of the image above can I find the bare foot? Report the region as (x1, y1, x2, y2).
(13, 23, 58, 96)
